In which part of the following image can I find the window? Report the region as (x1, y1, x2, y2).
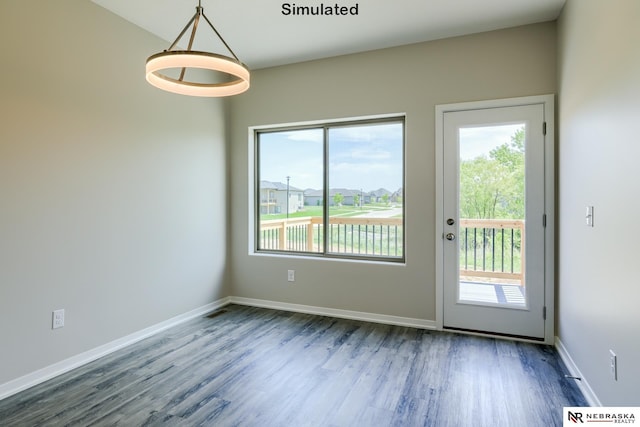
(255, 116, 404, 261)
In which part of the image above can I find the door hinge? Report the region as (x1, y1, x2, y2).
(543, 122, 547, 135)
(543, 306, 547, 320)
(543, 214, 547, 227)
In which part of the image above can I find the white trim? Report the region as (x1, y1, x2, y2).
(555, 336, 602, 407)
(435, 94, 553, 113)
(248, 112, 406, 132)
(0, 298, 230, 401)
(249, 251, 407, 266)
(435, 102, 445, 331)
(542, 96, 556, 346)
(435, 94, 555, 344)
(248, 125, 256, 255)
(229, 296, 437, 330)
(247, 113, 406, 259)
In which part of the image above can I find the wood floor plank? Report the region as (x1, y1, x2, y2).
(0, 304, 587, 426)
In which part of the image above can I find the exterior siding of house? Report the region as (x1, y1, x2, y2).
(260, 181, 303, 215)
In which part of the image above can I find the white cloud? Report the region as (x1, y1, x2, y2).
(459, 124, 524, 160)
(284, 129, 323, 143)
(350, 149, 391, 160)
(330, 123, 402, 143)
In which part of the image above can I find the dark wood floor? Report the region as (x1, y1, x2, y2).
(0, 304, 586, 426)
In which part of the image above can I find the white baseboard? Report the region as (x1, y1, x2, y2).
(1, 296, 435, 401)
(6, 297, 595, 410)
(555, 336, 602, 407)
(228, 296, 437, 330)
(0, 297, 230, 401)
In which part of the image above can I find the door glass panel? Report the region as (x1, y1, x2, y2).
(458, 123, 526, 307)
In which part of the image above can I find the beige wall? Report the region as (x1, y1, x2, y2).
(557, 0, 640, 405)
(229, 23, 557, 321)
(13, 0, 638, 407)
(0, 0, 229, 385)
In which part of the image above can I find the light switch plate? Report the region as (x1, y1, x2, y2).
(585, 206, 594, 227)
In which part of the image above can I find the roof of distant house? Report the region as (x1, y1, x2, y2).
(304, 188, 371, 197)
(260, 180, 303, 191)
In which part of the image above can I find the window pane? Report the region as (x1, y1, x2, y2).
(458, 124, 526, 306)
(327, 122, 404, 258)
(257, 128, 324, 253)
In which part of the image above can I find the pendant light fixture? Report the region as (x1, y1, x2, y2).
(145, 0, 250, 97)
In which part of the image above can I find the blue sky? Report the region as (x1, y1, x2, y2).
(459, 123, 524, 160)
(259, 122, 403, 191)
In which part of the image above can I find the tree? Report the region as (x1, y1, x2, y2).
(489, 128, 524, 219)
(353, 193, 360, 207)
(459, 127, 525, 220)
(382, 193, 389, 205)
(333, 192, 344, 206)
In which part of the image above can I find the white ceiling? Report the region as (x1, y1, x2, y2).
(92, 0, 565, 70)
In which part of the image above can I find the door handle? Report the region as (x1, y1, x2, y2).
(445, 233, 456, 241)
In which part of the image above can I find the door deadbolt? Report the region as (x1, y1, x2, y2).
(445, 233, 456, 241)
(446, 218, 455, 226)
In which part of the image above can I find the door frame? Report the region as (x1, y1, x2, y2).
(435, 94, 555, 344)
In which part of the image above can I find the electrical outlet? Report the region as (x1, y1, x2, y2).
(52, 309, 65, 329)
(287, 270, 295, 282)
(609, 349, 617, 381)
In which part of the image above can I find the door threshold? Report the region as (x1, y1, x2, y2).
(444, 326, 545, 343)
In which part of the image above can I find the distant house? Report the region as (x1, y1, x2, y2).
(391, 188, 403, 203)
(304, 188, 370, 206)
(370, 188, 392, 203)
(260, 181, 304, 215)
(303, 189, 323, 207)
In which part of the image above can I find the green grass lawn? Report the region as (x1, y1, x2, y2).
(261, 204, 402, 220)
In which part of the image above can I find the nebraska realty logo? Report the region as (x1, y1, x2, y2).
(564, 407, 639, 425)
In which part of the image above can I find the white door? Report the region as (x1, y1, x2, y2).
(439, 97, 553, 341)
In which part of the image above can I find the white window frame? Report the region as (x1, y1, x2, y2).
(249, 114, 406, 263)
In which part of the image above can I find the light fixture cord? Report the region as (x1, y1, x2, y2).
(165, 1, 242, 64)
(200, 11, 240, 61)
(167, 11, 199, 52)
(178, 7, 202, 81)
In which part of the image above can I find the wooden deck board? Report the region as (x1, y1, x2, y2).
(460, 281, 526, 306)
